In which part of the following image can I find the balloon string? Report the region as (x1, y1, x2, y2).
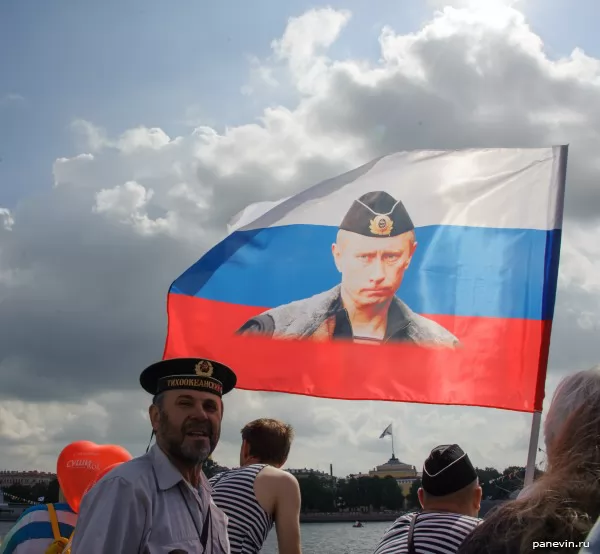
(146, 430, 155, 453)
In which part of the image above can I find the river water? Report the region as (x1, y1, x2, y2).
(0, 520, 390, 553)
(261, 522, 390, 553)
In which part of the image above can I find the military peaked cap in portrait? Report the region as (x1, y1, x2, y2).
(339, 191, 414, 238)
(421, 444, 478, 496)
(140, 358, 237, 398)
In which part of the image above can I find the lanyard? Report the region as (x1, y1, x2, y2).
(178, 483, 211, 551)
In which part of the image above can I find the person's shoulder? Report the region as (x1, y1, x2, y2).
(237, 313, 275, 335)
(376, 513, 413, 543)
(208, 470, 228, 485)
(78, 459, 155, 517)
(422, 511, 482, 533)
(237, 286, 340, 335)
(396, 299, 460, 346)
(264, 286, 341, 326)
(258, 467, 300, 492)
(260, 465, 296, 480)
(412, 312, 458, 342)
(91, 456, 154, 492)
(422, 511, 480, 522)
(14, 502, 74, 525)
(52, 502, 76, 518)
(456, 513, 483, 527)
(0, 504, 77, 553)
(373, 514, 415, 554)
(389, 512, 414, 528)
(455, 516, 507, 554)
(16, 503, 49, 521)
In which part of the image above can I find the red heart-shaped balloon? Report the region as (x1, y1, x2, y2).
(57, 441, 132, 513)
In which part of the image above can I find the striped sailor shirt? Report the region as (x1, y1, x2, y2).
(209, 464, 274, 554)
(0, 503, 77, 554)
(373, 511, 481, 554)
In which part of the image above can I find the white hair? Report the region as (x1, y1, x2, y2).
(544, 365, 600, 450)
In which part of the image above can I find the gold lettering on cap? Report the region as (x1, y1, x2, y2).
(165, 377, 223, 394)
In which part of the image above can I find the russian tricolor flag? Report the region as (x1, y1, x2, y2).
(164, 146, 568, 413)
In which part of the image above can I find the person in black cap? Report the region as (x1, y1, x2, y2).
(237, 191, 459, 346)
(70, 358, 236, 554)
(372, 444, 482, 554)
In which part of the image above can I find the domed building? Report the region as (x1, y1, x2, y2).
(367, 455, 419, 496)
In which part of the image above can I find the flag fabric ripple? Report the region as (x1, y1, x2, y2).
(163, 147, 568, 413)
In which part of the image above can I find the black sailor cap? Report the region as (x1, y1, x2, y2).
(140, 358, 237, 398)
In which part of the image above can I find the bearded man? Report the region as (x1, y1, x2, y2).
(70, 357, 237, 554)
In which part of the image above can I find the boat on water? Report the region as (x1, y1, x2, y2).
(352, 521, 364, 528)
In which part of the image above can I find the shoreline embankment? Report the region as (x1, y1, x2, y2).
(300, 512, 401, 523)
(300, 500, 506, 523)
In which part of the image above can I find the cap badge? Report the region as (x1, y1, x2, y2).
(369, 214, 393, 236)
(195, 360, 214, 377)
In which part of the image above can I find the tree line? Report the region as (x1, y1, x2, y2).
(2, 462, 542, 511)
(297, 472, 405, 512)
(209, 461, 543, 513)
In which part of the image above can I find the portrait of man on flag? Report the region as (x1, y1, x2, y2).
(236, 190, 459, 347)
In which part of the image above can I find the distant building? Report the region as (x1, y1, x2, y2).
(0, 471, 56, 487)
(349, 456, 419, 496)
(287, 468, 336, 482)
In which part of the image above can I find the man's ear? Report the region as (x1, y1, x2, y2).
(405, 240, 418, 270)
(332, 243, 342, 273)
(474, 485, 483, 510)
(149, 404, 160, 432)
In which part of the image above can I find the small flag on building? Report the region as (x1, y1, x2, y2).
(379, 424, 392, 439)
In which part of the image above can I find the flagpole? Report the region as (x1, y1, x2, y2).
(523, 411, 542, 487)
(391, 430, 395, 458)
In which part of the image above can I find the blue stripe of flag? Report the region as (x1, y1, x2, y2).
(170, 224, 561, 321)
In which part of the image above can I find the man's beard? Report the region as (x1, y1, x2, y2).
(158, 409, 217, 465)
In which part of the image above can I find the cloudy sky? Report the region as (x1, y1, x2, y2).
(2, 0, 600, 478)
